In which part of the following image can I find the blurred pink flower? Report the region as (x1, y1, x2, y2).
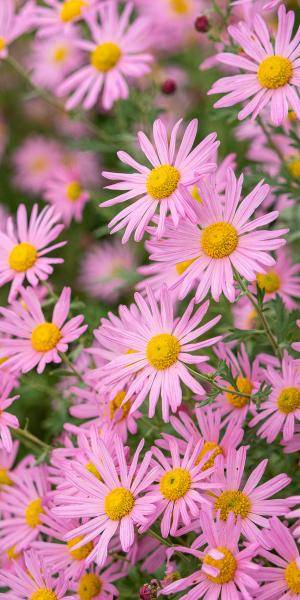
(0, 0, 35, 59)
(12, 136, 61, 195)
(43, 166, 90, 226)
(249, 247, 300, 310)
(34, 0, 99, 37)
(0, 372, 19, 452)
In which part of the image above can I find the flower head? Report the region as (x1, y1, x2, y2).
(0, 372, 19, 452)
(68, 560, 126, 600)
(0, 0, 35, 59)
(34, 0, 97, 37)
(43, 166, 90, 226)
(250, 247, 300, 310)
(12, 136, 61, 195)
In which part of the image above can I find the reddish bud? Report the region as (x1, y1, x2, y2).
(194, 15, 210, 33)
(139, 584, 157, 600)
(161, 79, 177, 95)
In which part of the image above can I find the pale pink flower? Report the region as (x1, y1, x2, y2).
(68, 560, 127, 600)
(34, 0, 98, 37)
(0, 372, 19, 452)
(0, 204, 66, 302)
(57, 1, 153, 111)
(282, 425, 300, 454)
(12, 136, 61, 195)
(0, 286, 87, 374)
(0, 440, 19, 490)
(232, 296, 258, 330)
(0, 0, 35, 59)
(101, 118, 219, 242)
(208, 5, 300, 125)
(249, 247, 300, 310)
(42, 166, 90, 226)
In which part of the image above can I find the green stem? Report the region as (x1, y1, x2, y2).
(187, 366, 252, 399)
(148, 529, 189, 563)
(60, 352, 85, 383)
(257, 116, 286, 164)
(13, 427, 51, 452)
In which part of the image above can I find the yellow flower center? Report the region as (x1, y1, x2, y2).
(146, 333, 180, 370)
(226, 376, 253, 408)
(256, 271, 280, 294)
(0, 37, 6, 51)
(191, 184, 202, 203)
(31, 323, 62, 353)
(257, 56, 293, 89)
(86, 462, 102, 480)
(53, 46, 68, 62)
(285, 559, 300, 594)
(288, 110, 297, 121)
(169, 0, 190, 13)
(67, 536, 94, 560)
(91, 42, 121, 72)
(214, 490, 251, 521)
(104, 487, 135, 520)
(66, 181, 82, 201)
(160, 467, 191, 501)
(31, 157, 47, 173)
(9, 242, 37, 272)
(110, 390, 131, 420)
(25, 498, 44, 528)
(288, 158, 300, 178)
(30, 590, 58, 600)
(201, 222, 238, 259)
(60, 0, 88, 22)
(0, 468, 13, 486)
(6, 546, 19, 560)
(204, 546, 237, 584)
(78, 573, 102, 600)
(196, 441, 223, 470)
(146, 165, 180, 200)
(277, 386, 300, 414)
(175, 258, 196, 275)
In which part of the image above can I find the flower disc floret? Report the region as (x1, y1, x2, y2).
(160, 467, 191, 501)
(9, 243, 37, 272)
(285, 560, 300, 594)
(67, 535, 94, 560)
(170, 0, 190, 14)
(30, 591, 57, 600)
(256, 271, 280, 293)
(0, 37, 6, 51)
(204, 546, 237, 584)
(31, 323, 62, 353)
(86, 462, 102, 480)
(277, 387, 300, 414)
(288, 158, 300, 178)
(196, 441, 223, 470)
(110, 390, 131, 420)
(0, 468, 13, 486)
(146, 165, 180, 200)
(226, 376, 252, 408)
(78, 573, 102, 600)
(201, 222, 238, 259)
(66, 181, 82, 202)
(91, 43, 122, 72)
(104, 487, 135, 520)
(60, 0, 88, 22)
(257, 56, 293, 89)
(147, 333, 180, 370)
(25, 498, 44, 528)
(176, 258, 195, 275)
(215, 490, 251, 521)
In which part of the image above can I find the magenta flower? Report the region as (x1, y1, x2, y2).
(68, 560, 126, 600)
(43, 166, 90, 226)
(0, 286, 87, 374)
(0, 372, 19, 453)
(53, 435, 158, 567)
(208, 5, 300, 125)
(95, 285, 222, 422)
(100, 118, 219, 242)
(0, 204, 66, 302)
(57, 1, 153, 111)
(0, 0, 34, 59)
(249, 247, 300, 310)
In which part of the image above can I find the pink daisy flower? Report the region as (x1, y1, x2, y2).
(282, 424, 300, 454)
(161, 510, 260, 600)
(144, 438, 220, 537)
(292, 319, 300, 354)
(0, 550, 72, 600)
(232, 296, 259, 331)
(12, 136, 61, 195)
(0, 440, 19, 489)
(256, 517, 300, 599)
(0, 372, 19, 452)
(57, 1, 153, 111)
(68, 560, 126, 600)
(249, 247, 300, 310)
(0, 464, 50, 553)
(207, 446, 291, 543)
(249, 351, 300, 443)
(79, 239, 137, 303)
(147, 169, 287, 303)
(33, 0, 98, 37)
(42, 166, 90, 226)
(208, 5, 300, 125)
(0, 204, 66, 302)
(0, 286, 87, 374)
(100, 118, 219, 242)
(97, 285, 222, 422)
(53, 435, 158, 567)
(0, 0, 34, 59)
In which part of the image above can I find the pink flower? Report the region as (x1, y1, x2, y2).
(34, 0, 98, 37)
(282, 425, 300, 454)
(57, 1, 153, 111)
(292, 319, 300, 353)
(249, 351, 300, 443)
(208, 5, 300, 125)
(0, 0, 35, 59)
(147, 169, 287, 303)
(0, 204, 66, 302)
(256, 517, 300, 599)
(161, 510, 259, 600)
(0, 372, 19, 452)
(0, 440, 19, 489)
(12, 136, 61, 195)
(249, 247, 300, 310)
(53, 434, 158, 567)
(94, 285, 222, 422)
(42, 166, 90, 226)
(232, 296, 258, 331)
(68, 560, 126, 600)
(0, 286, 87, 374)
(100, 118, 219, 242)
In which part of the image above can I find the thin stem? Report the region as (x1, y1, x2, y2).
(13, 427, 51, 452)
(148, 528, 189, 563)
(60, 352, 85, 383)
(257, 115, 286, 164)
(187, 366, 252, 399)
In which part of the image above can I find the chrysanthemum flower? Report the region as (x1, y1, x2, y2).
(57, 1, 153, 111)
(96, 285, 222, 422)
(0, 0, 35, 59)
(282, 424, 300, 455)
(12, 136, 61, 195)
(208, 5, 300, 125)
(0, 464, 50, 553)
(249, 352, 300, 443)
(207, 446, 290, 543)
(43, 166, 90, 226)
(250, 248, 300, 310)
(68, 560, 126, 600)
(232, 296, 258, 331)
(0, 372, 19, 452)
(147, 169, 287, 302)
(0, 440, 19, 489)
(34, 0, 97, 37)
(0, 286, 87, 374)
(79, 239, 137, 302)
(161, 510, 259, 600)
(0, 550, 71, 600)
(53, 435, 158, 567)
(145, 438, 220, 537)
(100, 118, 219, 242)
(292, 319, 300, 354)
(256, 517, 300, 599)
(0, 204, 66, 302)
